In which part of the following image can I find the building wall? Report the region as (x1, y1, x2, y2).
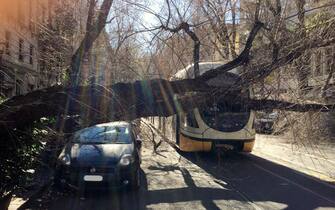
(284, 1, 335, 101)
(308, 46, 335, 90)
(0, 0, 90, 98)
(81, 31, 113, 87)
(0, 0, 52, 97)
(304, 1, 335, 101)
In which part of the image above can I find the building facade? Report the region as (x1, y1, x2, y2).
(0, 0, 91, 98)
(0, 0, 50, 97)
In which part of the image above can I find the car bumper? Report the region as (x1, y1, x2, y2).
(57, 165, 137, 188)
(255, 120, 274, 133)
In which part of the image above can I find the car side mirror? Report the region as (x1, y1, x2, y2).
(136, 137, 142, 148)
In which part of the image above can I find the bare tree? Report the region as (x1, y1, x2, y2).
(69, 0, 114, 86)
(1, 0, 335, 136)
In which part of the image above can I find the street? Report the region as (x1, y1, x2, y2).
(23, 123, 335, 210)
(2, 1, 335, 210)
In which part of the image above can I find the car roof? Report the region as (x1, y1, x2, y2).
(75, 121, 131, 134)
(94, 121, 130, 127)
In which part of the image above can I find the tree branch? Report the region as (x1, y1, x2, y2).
(69, 0, 114, 86)
(200, 21, 264, 80)
(160, 20, 200, 77)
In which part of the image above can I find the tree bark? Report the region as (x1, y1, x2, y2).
(69, 0, 114, 86)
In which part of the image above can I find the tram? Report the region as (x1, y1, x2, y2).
(172, 62, 256, 152)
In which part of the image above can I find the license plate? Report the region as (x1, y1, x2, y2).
(215, 144, 234, 149)
(84, 175, 103, 182)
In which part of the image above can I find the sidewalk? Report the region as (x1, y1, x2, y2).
(253, 134, 335, 183)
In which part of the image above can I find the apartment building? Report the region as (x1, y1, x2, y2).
(305, 1, 335, 101)
(81, 31, 113, 87)
(0, 0, 48, 97)
(0, 0, 91, 98)
(276, 0, 335, 102)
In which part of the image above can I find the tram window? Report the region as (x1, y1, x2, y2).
(224, 103, 248, 112)
(180, 113, 185, 125)
(186, 111, 199, 128)
(200, 101, 250, 132)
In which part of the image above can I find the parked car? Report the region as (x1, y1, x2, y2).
(55, 121, 142, 191)
(255, 111, 278, 134)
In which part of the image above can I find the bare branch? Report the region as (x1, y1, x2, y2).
(69, 0, 114, 86)
(161, 21, 200, 77)
(200, 21, 264, 80)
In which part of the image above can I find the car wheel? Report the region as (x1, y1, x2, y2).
(54, 172, 66, 192)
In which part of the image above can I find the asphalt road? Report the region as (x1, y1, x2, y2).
(30, 126, 335, 210)
(181, 152, 335, 210)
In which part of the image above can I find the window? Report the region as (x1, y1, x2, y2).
(5, 31, 10, 56)
(304, 53, 312, 76)
(185, 111, 199, 128)
(15, 81, 21, 95)
(0, 73, 4, 91)
(314, 50, 322, 76)
(72, 125, 132, 144)
(325, 47, 334, 74)
(18, 39, 24, 61)
(199, 101, 250, 132)
(29, 45, 34, 65)
(40, 59, 46, 73)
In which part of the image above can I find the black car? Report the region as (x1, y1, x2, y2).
(55, 121, 142, 190)
(255, 111, 278, 134)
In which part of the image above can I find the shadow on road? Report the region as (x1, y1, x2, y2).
(46, 164, 245, 210)
(179, 151, 335, 210)
(25, 151, 335, 210)
(46, 169, 148, 210)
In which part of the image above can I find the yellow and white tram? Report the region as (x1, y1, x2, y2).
(172, 62, 256, 152)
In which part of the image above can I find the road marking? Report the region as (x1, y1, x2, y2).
(229, 186, 263, 210)
(212, 179, 262, 210)
(251, 161, 335, 205)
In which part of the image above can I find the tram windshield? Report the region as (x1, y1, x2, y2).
(199, 99, 250, 132)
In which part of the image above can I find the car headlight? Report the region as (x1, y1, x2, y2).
(119, 154, 134, 166)
(60, 154, 71, 166)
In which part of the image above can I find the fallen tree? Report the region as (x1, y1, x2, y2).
(1, 74, 334, 135)
(1, 1, 335, 135)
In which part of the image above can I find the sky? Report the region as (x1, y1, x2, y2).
(142, 0, 163, 27)
(105, 0, 242, 52)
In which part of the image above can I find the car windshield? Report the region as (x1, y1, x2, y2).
(72, 125, 132, 144)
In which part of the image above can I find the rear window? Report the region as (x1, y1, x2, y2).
(73, 125, 132, 144)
